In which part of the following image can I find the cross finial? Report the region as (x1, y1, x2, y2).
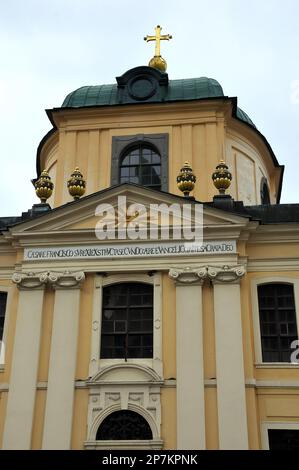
(144, 25, 172, 72)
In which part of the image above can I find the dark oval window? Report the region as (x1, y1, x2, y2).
(119, 144, 161, 190)
(96, 410, 153, 440)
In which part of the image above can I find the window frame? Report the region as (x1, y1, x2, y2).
(260, 177, 271, 205)
(119, 145, 162, 190)
(0, 285, 12, 370)
(100, 282, 154, 360)
(261, 421, 299, 450)
(111, 134, 168, 191)
(251, 277, 299, 366)
(89, 273, 163, 377)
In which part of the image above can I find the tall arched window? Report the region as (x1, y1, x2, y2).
(96, 410, 153, 440)
(258, 283, 298, 362)
(119, 145, 161, 190)
(260, 178, 270, 205)
(0, 292, 7, 341)
(100, 283, 153, 359)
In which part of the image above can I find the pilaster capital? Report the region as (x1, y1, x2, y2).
(169, 266, 208, 285)
(12, 270, 86, 290)
(48, 271, 85, 289)
(12, 271, 48, 290)
(207, 264, 246, 284)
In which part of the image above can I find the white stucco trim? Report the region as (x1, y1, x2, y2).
(173, 280, 206, 450)
(42, 287, 81, 450)
(2, 288, 45, 449)
(88, 402, 159, 440)
(213, 282, 248, 449)
(84, 439, 163, 450)
(261, 421, 299, 450)
(251, 276, 299, 365)
(89, 272, 163, 377)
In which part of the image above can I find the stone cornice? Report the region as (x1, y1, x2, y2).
(12, 270, 85, 290)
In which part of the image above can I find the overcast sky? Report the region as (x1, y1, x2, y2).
(1, 0, 299, 216)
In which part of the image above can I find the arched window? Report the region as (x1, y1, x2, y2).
(100, 283, 153, 359)
(260, 178, 270, 205)
(0, 292, 7, 341)
(96, 410, 153, 440)
(258, 283, 298, 362)
(119, 145, 161, 190)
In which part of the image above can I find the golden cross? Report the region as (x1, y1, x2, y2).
(144, 25, 172, 57)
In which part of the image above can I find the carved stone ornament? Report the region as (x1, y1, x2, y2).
(12, 270, 85, 290)
(12, 271, 48, 290)
(168, 266, 208, 285)
(168, 265, 246, 285)
(48, 271, 85, 289)
(207, 265, 246, 284)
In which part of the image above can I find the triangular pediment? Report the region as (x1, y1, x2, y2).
(8, 184, 252, 242)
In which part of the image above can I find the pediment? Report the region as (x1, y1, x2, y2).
(8, 184, 251, 240)
(88, 364, 163, 385)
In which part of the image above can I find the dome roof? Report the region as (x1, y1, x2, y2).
(61, 74, 255, 127)
(62, 77, 224, 107)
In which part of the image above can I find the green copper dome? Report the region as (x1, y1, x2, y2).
(61, 72, 255, 128)
(62, 77, 224, 107)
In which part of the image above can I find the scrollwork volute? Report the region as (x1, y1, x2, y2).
(169, 264, 246, 285)
(169, 266, 208, 285)
(207, 265, 246, 284)
(12, 270, 85, 290)
(12, 272, 48, 290)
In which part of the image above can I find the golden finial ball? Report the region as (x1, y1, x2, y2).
(212, 160, 232, 194)
(148, 55, 167, 72)
(67, 167, 86, 200)
(177, 161, 196, 197)
(34, 170, 54, 203)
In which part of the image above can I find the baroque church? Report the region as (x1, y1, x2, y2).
(1, 26, 299, 450)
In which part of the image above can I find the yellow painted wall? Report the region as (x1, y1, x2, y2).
(38, 101, 278, 208)
(161, 388, 176, 449)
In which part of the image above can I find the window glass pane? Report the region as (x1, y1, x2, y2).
(120, 167, 129, 177)
(129, 167, 138, 177)
(268, 430, 299, 450)
(101, 283, 153, 359)
(258, 283, 298, 363)
(130, 155, 139, 165)
(0, 293, 7, 342)
(122, 155, 130, 165)
(114, 320, 126, 332)
(153, 165, 161, 176)
(152, 153, 161, 164)
(119, 145, 162, 191)
(140, 152, 151, 164)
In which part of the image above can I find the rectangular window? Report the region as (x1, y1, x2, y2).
(268, 429, 299, 450)
(100, 283, 153, 359)
(0, 292, 8, 341)
(258, 283, 298, 362)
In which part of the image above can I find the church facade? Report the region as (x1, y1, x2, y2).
(1, 32, 299, 450)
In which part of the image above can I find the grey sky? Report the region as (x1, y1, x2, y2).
(1, 0, 298, 216)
